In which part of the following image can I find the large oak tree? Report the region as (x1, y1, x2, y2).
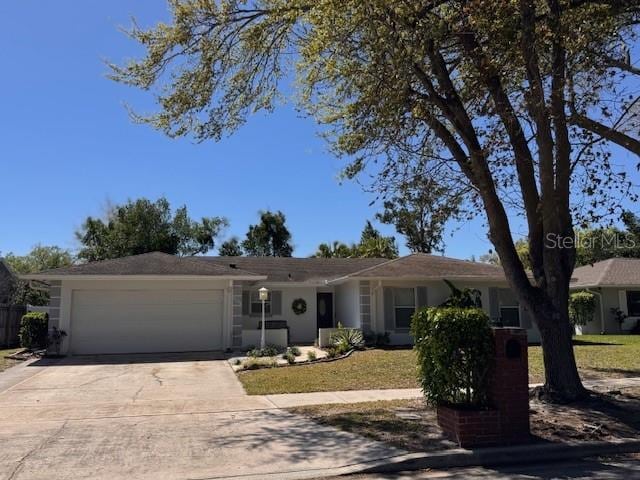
(110, 0, 640, 401)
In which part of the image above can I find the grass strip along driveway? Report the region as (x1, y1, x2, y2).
(238, 335, 640, 395)
(0, 348, 22, 373)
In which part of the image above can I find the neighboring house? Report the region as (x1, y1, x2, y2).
(570, 258, 640, 334)
(0, 258, 16, 304)
(22, 251, 540, 355)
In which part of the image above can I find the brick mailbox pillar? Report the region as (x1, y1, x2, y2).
(436, 327, 530, 447)
(489, 327, 530, 444)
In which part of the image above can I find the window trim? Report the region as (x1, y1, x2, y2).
(393, 287, 416, 330)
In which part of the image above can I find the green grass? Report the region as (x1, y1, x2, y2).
(0, 348, 23, 373)
(238, 335, 640, 395)
(528, 335, 640, 383)
(238, 349, 418, 395)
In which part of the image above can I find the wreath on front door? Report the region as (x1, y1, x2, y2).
(291, 298, 307, 315)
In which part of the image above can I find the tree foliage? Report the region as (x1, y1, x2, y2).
(439, 279, 483, 309)
(376, 176, 466, 253)
(76, 197, 227, 261)
(313, 241, 356, 258)
(568, 291, 597, 326)
(242, 210, 293, 257)
(110, 0, 640, 400)
(489, 211, 640, 267)
(313, 221, 398, 258)
(218, 237, 243, 256)
(4, 245, 73, 306)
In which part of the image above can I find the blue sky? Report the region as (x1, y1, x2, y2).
(0, 2, 636, 259)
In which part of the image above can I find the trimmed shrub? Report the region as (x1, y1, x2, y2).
(569, 291, 596, 326)
(247, 345, 284, 358)
(307, 350, 317, 361)
(411, 307, 494, 407)
(19, 312, 49, 350)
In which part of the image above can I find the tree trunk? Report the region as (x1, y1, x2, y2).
(530, 299, 587, 401)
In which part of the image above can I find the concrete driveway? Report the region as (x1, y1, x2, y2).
(0, 353, 402, 480)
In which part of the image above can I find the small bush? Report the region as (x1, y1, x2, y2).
(325, 346, 338, 358)
(330, 324, 364, 352)
(289, 346, 301, 357)
(247, 345, 284, 358)
(307, 350, 317, 361)
(242, 358, 277, 370)
(282, 351, 296, 364)
(19, 312, 49, 350)
(412, 307, 493, 407)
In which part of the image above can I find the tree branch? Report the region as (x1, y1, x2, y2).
(570, 112, 640, 156)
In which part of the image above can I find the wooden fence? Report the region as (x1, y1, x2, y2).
(0, 304, 26, 348)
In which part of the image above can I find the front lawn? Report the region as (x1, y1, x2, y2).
(0, 348, 23, 373)
(238, 349, 417, 395)
(238, 335, 640, 395)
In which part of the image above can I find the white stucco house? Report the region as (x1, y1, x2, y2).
(22, 252, 540, 355)
(570, 258, 640, 334)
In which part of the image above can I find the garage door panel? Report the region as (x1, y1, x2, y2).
(71, 289, 224, 354)
(73, 289, 223, 307)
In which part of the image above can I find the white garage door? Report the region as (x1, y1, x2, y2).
(70, 289, 224, 354)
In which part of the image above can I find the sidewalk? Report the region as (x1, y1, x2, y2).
(259, 377, 640, 408)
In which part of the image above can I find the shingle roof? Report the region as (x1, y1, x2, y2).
(30, 252, 261, 278)
(201, 256, 387, 282)
(571, 258, 640, 288)
(330, 253, 507, 282)
(25, 251, 509, 283)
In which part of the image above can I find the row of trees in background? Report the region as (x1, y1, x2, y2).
(481, 211, 640, 268)
(313, 221, 399, 259)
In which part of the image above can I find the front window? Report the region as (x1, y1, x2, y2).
(500, 306, 520, 327)
(250, 290, 271, 316)
(393, 288, 415, 329)
(627, 291, 640, 317)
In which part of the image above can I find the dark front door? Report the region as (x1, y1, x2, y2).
(317, 293, 334, 330)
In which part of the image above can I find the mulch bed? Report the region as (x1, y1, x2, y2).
(530, 387, 640, 442)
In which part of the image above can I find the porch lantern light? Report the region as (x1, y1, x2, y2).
(259, 287, 269, 349)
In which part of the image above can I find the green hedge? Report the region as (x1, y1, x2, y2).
(19, 312, 49, 350)
(411, 307, 494, 407)
(569, 291, 596, 326)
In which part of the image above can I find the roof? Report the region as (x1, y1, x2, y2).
(329, 253, 507, 283)
(571, 258, 640, 288)
(22, 251, 509, 284)
(201, 256, 387, 283)
(25, 252, 262, 279)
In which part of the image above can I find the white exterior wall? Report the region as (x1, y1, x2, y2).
(58, 278, 232, 355)
(576, 287, 636, 334)
(334, 280, 360, 328)
(367, 279, 540, 345)
(239, 285, 319, 344)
